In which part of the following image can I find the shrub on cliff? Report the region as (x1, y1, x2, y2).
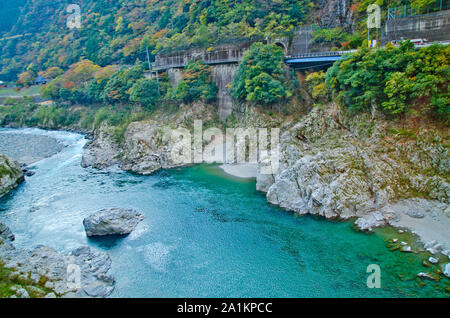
(231, 43, 291, 105)
(305, 71, 330, 105)
(175, 60, 218, 104)
(101, 65, 144, 104)
(326, 42, 449, 120)
(129, 79, 161, 110)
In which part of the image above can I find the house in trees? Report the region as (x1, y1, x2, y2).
(34, 76, 49, 85)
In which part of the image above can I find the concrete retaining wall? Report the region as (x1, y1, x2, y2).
(383, 10, 450, 43)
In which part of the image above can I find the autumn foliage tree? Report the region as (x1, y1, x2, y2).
(175, 60, 218, 104)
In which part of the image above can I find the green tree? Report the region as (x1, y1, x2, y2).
(130, 79, 161, 110)
(306, 71, 330, 104)
(232, 42, 290, 105)
(326, 42, 449, 119)
(102, 65, 144, 103)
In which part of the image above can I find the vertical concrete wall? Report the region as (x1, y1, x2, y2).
(167, 68, 183, 87)
(211, 64, 238, 122)
(290, 26, 312, 55)
(164, 64, 237, 122)
(383, 10, 450, 43)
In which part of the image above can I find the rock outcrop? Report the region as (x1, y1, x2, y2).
(82, 103, 216, 174)
(259, 103, 449, 239)
(0, 227, 115, 298)
(81, 126, 122, 169)
(119, 120, 182, 175)
(314, 0, 354, 31)
(0, 222, 15, 242)
(83, 208, 145, 237)
(0, 155, 24, 198)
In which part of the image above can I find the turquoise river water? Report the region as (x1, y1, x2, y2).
(0, 128, 447, 297)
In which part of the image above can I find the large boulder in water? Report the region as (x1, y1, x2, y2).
(83, 208, 145, 237)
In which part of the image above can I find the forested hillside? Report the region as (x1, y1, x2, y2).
(0, 0, 315, 81)
(0, 0, 447, 127)
(0, 0, 439, 81)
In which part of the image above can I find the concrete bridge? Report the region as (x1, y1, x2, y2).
(154, 42, 251, 71)
(285, 50, 356, 70)
(153, 8, 450, 72)
(154, 44, 355, 74)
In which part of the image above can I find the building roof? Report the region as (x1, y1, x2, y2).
(35, 76, 48, 83)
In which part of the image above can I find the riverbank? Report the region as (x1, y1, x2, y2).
(390, 199, 450, 255)
(0, 128, 448, 297)
(219, 163, 258, 179)
(75, 101, 450, 261)
(0, 129, 64, 165)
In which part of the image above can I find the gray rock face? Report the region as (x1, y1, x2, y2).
(119, 121, 178, 175)
(81, 103, 216, 174)
(211, 64, 237, 121)
(69, 246, 115, 297)
(260, 103, 449, 235)
(81, 125, 121, 169)
(0, 155, 24, 198)
(0, 222, 15, 241)
(0, 232, 115, 297)
(314, 0, 354, 31)
(354, 212, 387, 232)
(424, 240, 443, 255)
(83, 208, 145, 237)
(256, 156, 275, 193)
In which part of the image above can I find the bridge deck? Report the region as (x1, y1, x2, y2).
(154, 50, 356, 71)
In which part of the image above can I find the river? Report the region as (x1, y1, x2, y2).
(0, 128, 446, 297)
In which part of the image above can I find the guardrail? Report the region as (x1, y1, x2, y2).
(154, 57, 242, 70)
(154, 50, 357, 70)
(286, 50, 356, 59)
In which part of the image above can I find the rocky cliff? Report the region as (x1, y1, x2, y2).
(313, 0, 354, 31)
(82, 103, 217, 174)
(0, 155, 24, 198)
(257, 102, 449, 252)
(81, 100, 450, 253)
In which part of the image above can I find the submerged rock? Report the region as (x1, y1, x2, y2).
(400, 246, 412, 253)
(83, 208, 145, 237)
(424, 240, 443, 255)
(443, 264, 450, 278)
(0, 155, 24, 198)
(417, 272, 440, 281)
